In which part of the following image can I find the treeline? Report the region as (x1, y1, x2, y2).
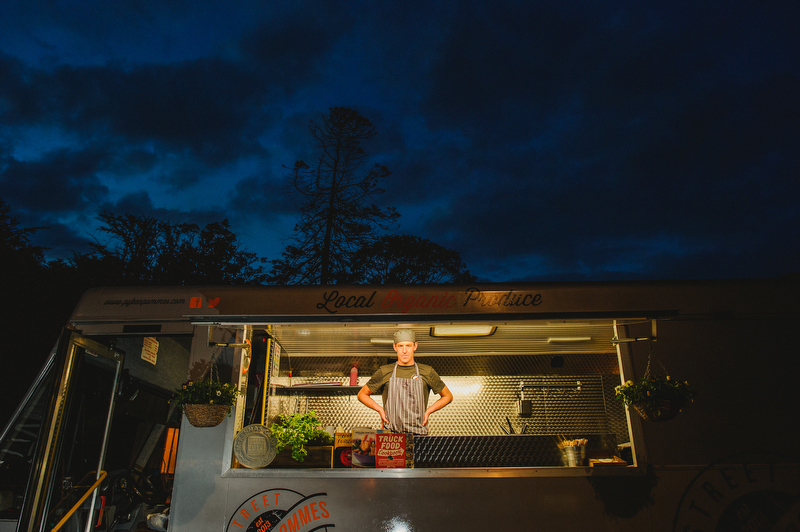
(1, 200, 476, 289)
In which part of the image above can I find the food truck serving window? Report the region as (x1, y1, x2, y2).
(221, 319, 640, 475)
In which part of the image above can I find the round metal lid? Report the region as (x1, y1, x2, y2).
(233, 424, 277, 468)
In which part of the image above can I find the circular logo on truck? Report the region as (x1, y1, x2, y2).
(673, 451, 800, 531)
(227, 489, 334, 532)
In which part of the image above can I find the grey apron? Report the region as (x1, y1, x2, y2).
(384, 363, 428, 435)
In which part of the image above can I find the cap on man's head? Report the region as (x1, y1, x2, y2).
(393, 329, 416, 343)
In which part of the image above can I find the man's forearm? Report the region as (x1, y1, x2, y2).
(358, 392, 381, 412)
(425, 396, 450, 416)
(424, 386, 453, 419)
(357, 384, 387, 423)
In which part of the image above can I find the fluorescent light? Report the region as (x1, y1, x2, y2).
(370, 338, 395, 346)
(547, 337, 592, 343)
(430, 325, 496, 337)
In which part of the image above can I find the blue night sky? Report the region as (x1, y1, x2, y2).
(1, 1, 798, 282)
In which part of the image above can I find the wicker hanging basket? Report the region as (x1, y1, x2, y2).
(624, 342, 692, 422)
(183, 404, 229, 427)
(632, 400, 679, 422)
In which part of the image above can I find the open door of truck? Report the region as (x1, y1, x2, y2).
(1, 329, 175, 532)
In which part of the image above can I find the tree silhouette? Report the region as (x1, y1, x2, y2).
(269, 107, 399, 284)
(81, 211, 268, 285)
(0, 198, 46, 272)
(87, 211, 197, 284)
(190, 220, 269, 284)
(0, 198, 50, 427)
(349, 234, 477, 284)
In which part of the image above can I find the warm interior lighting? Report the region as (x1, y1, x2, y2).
(430, 325, 497, 337)
(547, 337, 592, 343)
(445, 382, 483, 395)
(161, 428, 179, 475)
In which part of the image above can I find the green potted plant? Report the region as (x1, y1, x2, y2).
(615, 375, 694, 421)
(173, 378, 241, 427)
(269, 411, 334, 465)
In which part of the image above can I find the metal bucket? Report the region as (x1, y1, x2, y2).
(560, 446, 586, 467)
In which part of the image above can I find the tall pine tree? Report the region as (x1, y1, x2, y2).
(269, 107, 399, 284)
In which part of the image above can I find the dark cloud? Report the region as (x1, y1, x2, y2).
(55, 60, 268, 166)
(0, 148, 110, 213)
(404, 2, 800, 280)
(0, 53, 41, 123)
(98, 191, 232, 228)
(1, 53, 275, 166)
(29, 220, 95, 260)
(238, 4, 347, 92)
(0, 1, 797, 280)
(424, 5, 590, 134)
(228, 173, 298, 219)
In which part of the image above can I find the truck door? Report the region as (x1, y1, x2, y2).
(0, 329, 122, 532)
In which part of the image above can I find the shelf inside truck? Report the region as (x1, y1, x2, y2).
(270, 384, 362, 395)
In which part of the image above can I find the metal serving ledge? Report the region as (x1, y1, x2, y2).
(414, 434, 617, 468)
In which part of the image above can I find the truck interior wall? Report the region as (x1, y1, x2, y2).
(267, 355, 627, 442)
(186, 327, 240, 384)
(110, 336, 192, 393)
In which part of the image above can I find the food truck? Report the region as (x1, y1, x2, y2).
(1, 279, 799, 531)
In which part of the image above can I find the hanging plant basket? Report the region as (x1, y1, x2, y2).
(183, 404, 229, 427)
(615, 342, 695, 423)
(173, 360, 242, 428)
(632, 399, 679, 422)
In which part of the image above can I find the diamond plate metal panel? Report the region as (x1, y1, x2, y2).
(414, 434, 619, 467)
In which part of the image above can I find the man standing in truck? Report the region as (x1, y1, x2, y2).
(357, 329, 453, 434)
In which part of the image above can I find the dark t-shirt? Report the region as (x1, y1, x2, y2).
(366, 362, 445, 408)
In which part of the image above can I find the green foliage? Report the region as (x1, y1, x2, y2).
(615, 375, 694, 413)
(269, 412, 333, 462)
(172, 378, 242, 414)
